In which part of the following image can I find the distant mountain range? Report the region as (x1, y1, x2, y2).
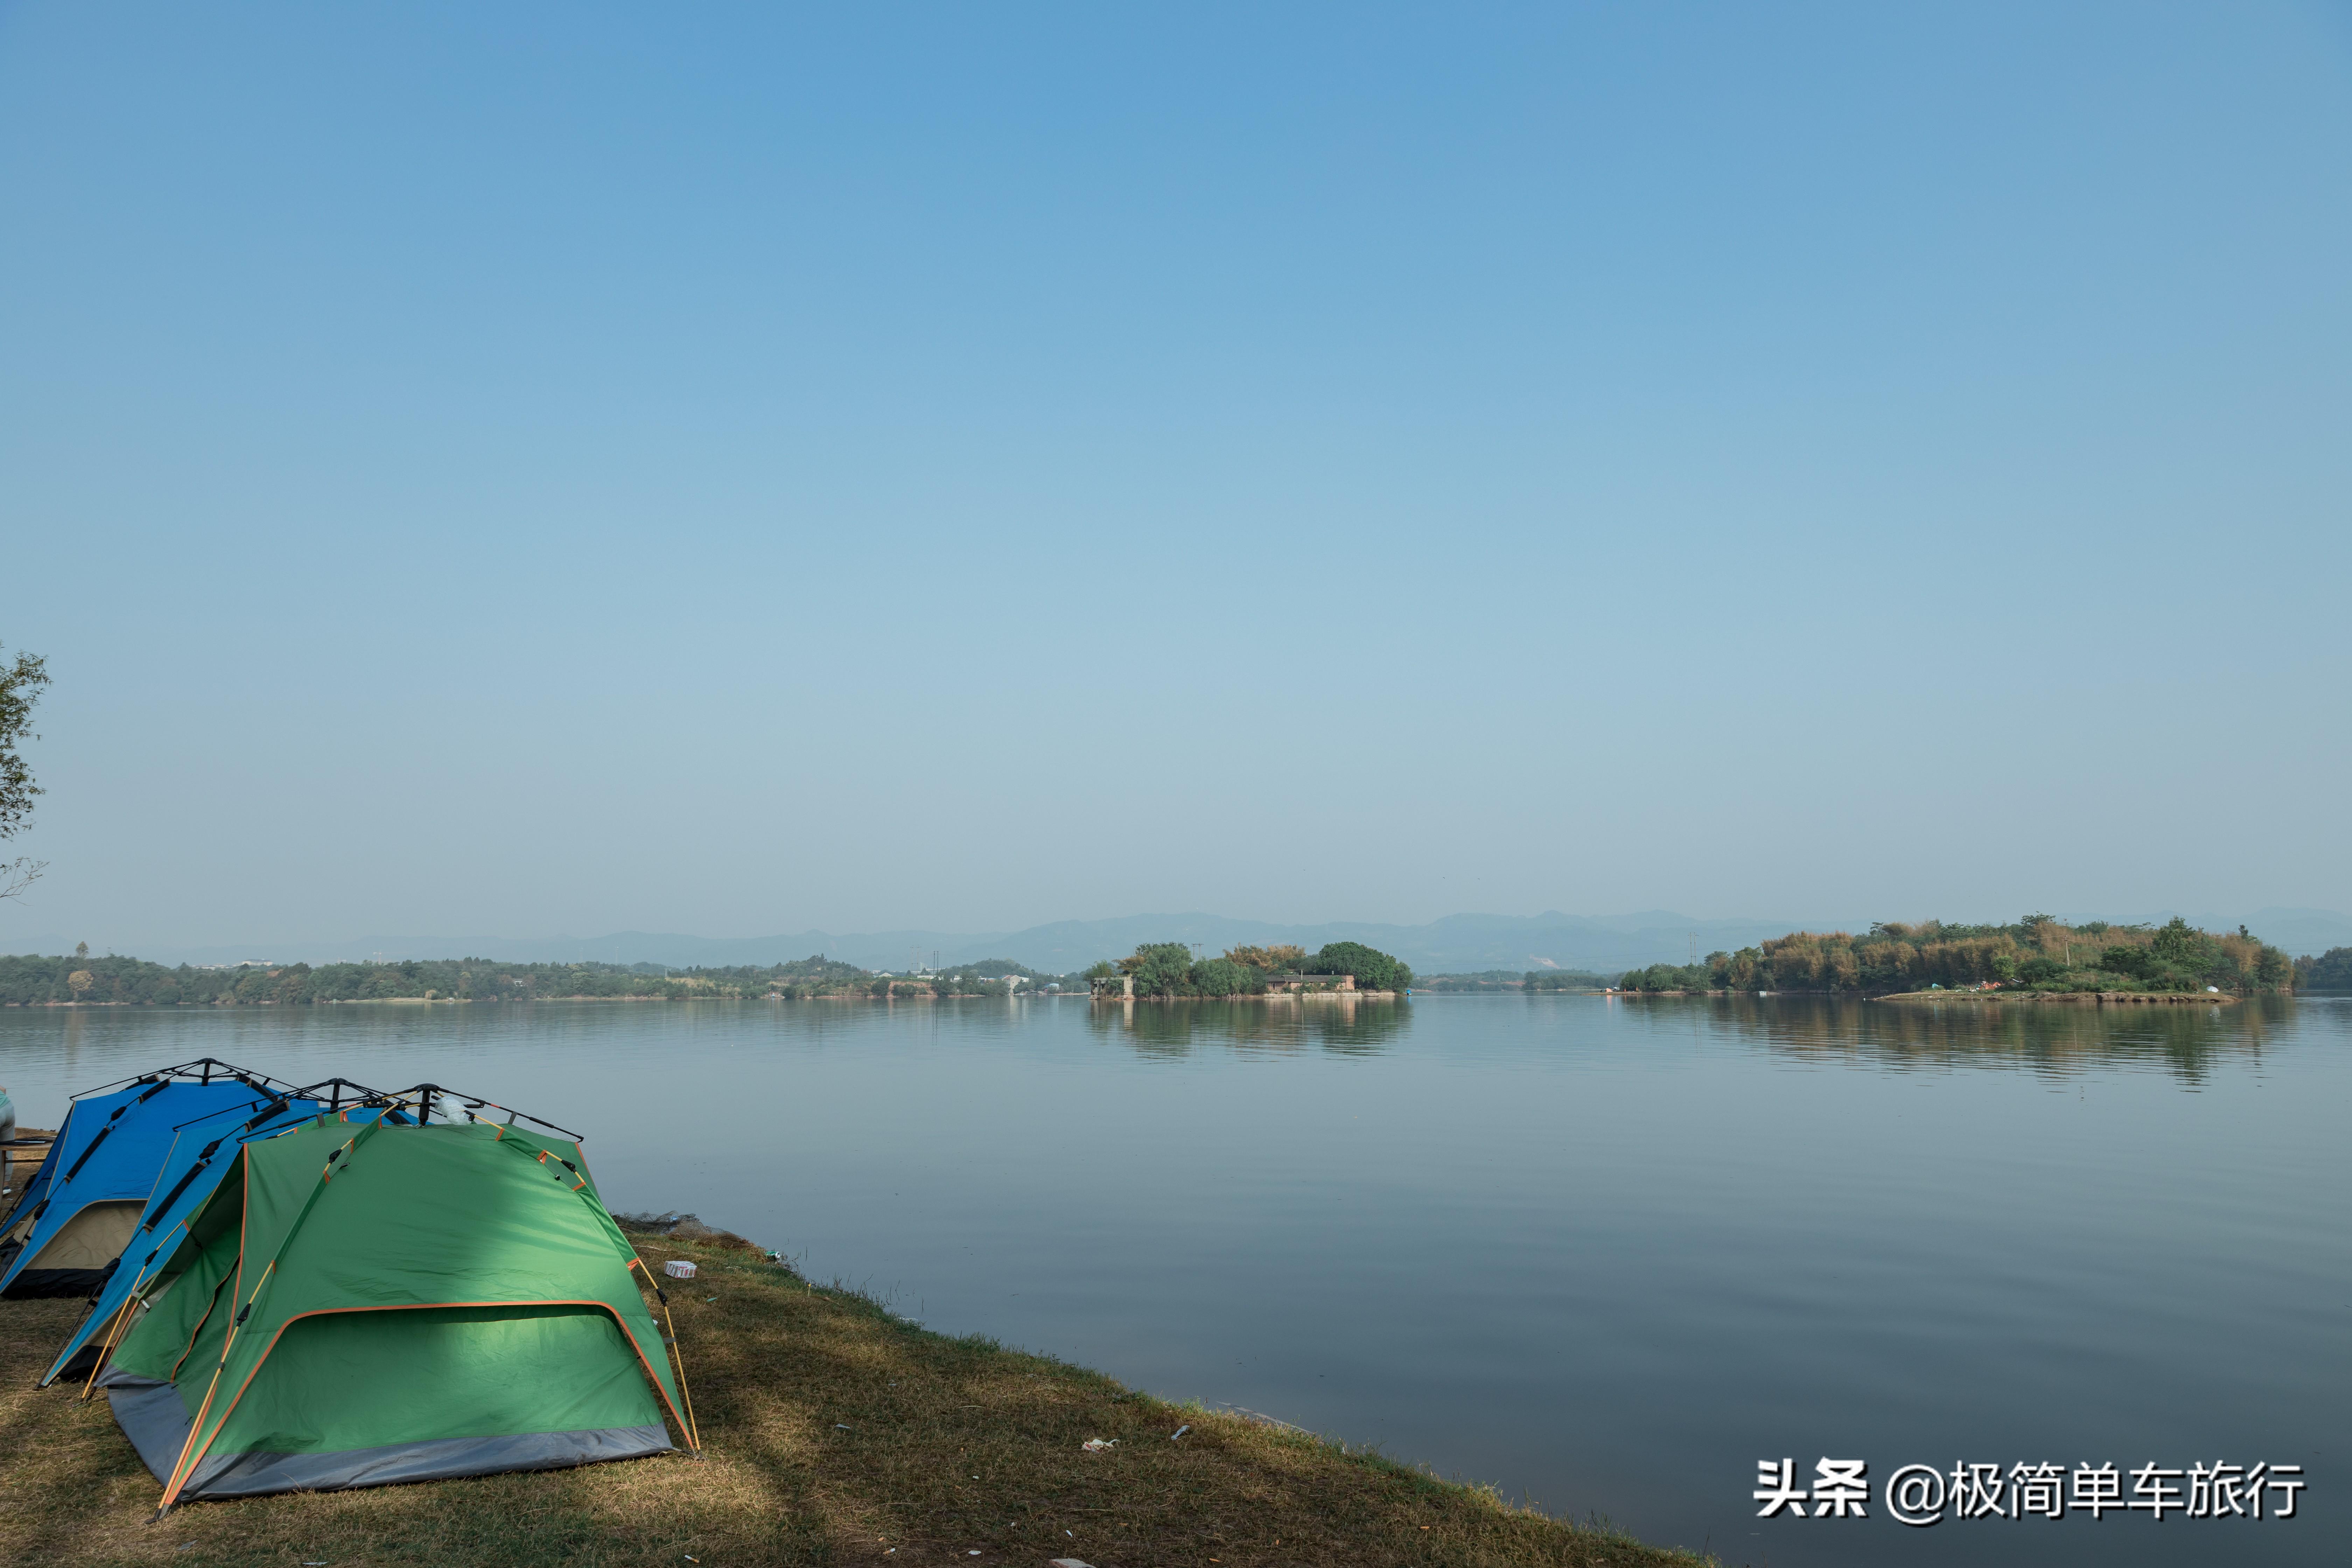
(15, 906, 2352, 975)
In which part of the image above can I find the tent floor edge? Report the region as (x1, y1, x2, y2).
(104, 1378, 193, 1485)
(106, 1380, 674, 1500)
(44, 1337, 104, 1389)
(2, 1265, 113, 1299)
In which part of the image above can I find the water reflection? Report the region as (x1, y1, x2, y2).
(1611, 993, 2297, 1082)
(1083, 996, 1409, 1057)
(3, 995, 2345, 1568)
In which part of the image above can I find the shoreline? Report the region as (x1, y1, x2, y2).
(0, 1220, 1708, 1566)
(4, 991, 1411, 1009)
(9, 987, 2272, 1010)
(1874, 988, 2239, 1005)
(1608, 987, 2250, 1004)
(1088, 992, 1402, 1003)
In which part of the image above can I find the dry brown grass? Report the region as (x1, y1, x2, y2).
(0, 1234, 1709, 1568)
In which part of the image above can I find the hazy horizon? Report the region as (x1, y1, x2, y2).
(4, 4, 2346, 950)
(12, 903, 2352, 978)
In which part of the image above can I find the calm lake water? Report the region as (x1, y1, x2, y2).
(1, 994, 2342, 1567)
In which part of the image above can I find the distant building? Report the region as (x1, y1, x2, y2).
(1262, 973, 1355, 993)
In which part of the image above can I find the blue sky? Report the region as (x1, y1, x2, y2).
(3, 2, 2347, 950)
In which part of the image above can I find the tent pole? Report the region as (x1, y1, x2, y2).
(160, 1258, 275, 1514)
(158, 1345, 231, 1513)
(654, 1277, 701, 1451)
(628, 1256, 702, 1453)
(670, 1304, 701, 1452)
(80, 1270, 147, 1401)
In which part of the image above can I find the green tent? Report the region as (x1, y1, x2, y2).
(99, 1113, 695, 1505)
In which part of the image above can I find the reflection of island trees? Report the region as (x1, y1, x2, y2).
(1681, 994, 2295, 1084)
(1084, 997, 1408, 1058)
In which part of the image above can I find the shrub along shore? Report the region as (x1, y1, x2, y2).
(0, 1219, 1706, 1568)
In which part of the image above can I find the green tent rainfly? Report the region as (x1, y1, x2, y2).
(98, 1114, 697, 1506)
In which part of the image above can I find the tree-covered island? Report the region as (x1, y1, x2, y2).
(1616, 915, 2300, 997)
(1085, 940, 1413, 998)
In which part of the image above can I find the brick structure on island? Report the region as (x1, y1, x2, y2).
(1260, 973, 1355, 994)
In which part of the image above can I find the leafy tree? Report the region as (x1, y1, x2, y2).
(2149, 917, 2211, 967)
(2298, 948, 2352, 990)
(1120, 942, 1196, 997)
(1521, 968, 1609, 992)
(0, 643, 48, 900)
(1224, 944, 1307, 971)
(1618, 963, 1709, 992)
(1187, 957, 1263, 996)
(1301, 941, 1412, 992)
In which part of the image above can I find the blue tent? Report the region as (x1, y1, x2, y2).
(42, 1078, 422, 1386)
(0, 1060, 298, 1300)
(1, 1083, 156, 1293)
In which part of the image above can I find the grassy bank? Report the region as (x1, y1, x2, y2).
(0, 1230, 1707, 1568)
